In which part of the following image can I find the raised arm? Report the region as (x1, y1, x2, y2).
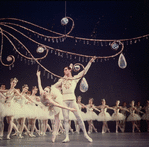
(36, 70, 44, 95)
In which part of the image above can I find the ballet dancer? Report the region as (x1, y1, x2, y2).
(86, 98, 100, 134)
(119, 102, 127, 132)
(75, 96, 87, 134)
(3, 78, 21, 139)
(96, 99, 113, 134)
(111, 100, 129, 133)
(53, 56, 96, 143)
(36, 70, 76, 142)
(135, 101, 142, 131)
(0, 84, 7, 140)
(142, 100, 149, 132)
(127, 100, 144, 133)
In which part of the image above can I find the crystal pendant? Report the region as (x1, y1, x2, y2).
(118, 53, 127, 69)
(80, 77, 89, 92)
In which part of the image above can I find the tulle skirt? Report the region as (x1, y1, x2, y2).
(78, 110, 88, 121)
(85, 111, 98, 121)
(97, 112, 112, 121)
(0, 102, 5, 117)
(111, 112, 126, 121)
(69, 111, 76, 121)
(127, 113, 141, 121)
(142, 113, 149, 120)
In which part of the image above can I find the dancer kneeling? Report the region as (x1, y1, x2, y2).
(36, 70, 76, 143)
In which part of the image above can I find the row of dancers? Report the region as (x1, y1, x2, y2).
(0, 81, 149, 139)
(0, 56, 149, 143)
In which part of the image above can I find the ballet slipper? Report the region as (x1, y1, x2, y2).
(88, 131, 91, 134)
(18, 134, 24, 139)
(62, 137, 70, 143)
(6, 135, 10, 140)
(84, 134, 93, 142)
(116, 130, 118, 133)
(52, 133, 56, 143)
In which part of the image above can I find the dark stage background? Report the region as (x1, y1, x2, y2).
(0, 1, 149, 131)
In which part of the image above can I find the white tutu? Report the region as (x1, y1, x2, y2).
(69, 111, 76, 121)
(85, 111, 98, 121)
(142, 113, 149, 120)
(3, 101, 23, 118)
(97, 111, 112, 121)
(0, 102, 5, 117)
(127, 113, 141, 121)
(111, 112, 126, 121)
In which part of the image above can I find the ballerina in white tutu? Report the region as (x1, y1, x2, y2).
(0, 84, 7, 140)
(3, 78, 21, 139)
(127, 100, 144, 133)
(75, 96, 87, 134)
(86, 98, 100, 134)
(36, 70, 76, 143)
(135, 101, 142, 131)
(112, 100, 129, 133)
(96, 99, 113, 133)
(142, 100, 149, 132)
(120, 102, 127, 132)
(12, 84, 31, 138)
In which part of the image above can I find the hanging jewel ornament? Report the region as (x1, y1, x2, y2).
(118, 53, 127, 69)
(61, 17, 69, 26)
(80, 77, 89, 92)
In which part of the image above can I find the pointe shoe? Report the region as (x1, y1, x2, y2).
(0, 137, 3, 140)
(18, 134, 24, 139)
(102, 131, 105, 134)
(52, 134, 56, 143)
(84, 134, 93, 143)
(88, 131, 91, 134)
(6, 136, 10, 140)
(62, 138, 70, 143)
(116, 131, 118, 133)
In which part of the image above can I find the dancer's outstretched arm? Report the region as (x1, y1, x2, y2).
(36, 70, 44, 95)
(47, 97, 76, 112)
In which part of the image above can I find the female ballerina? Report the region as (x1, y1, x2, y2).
(36, 70, 76, 143)
(96, 99, 113, 134)
(111, 100, 129, 133)
(86, 98, 100, 134)
(119, 102, 127, 132)
(12, 84, 31, 138)
(75, 95, 87, 134)
(142, 100, 149, 132)
(2, 78, 21, 139)
(127, 100, 144, 133)
(0, 84, 7, 140)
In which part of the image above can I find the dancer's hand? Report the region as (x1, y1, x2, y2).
(36, 70, 41, 77)
(90, 56, 97, 63)
(69, 108, 77, 112)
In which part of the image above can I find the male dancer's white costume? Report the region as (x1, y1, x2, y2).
(54, 60, 93, 142)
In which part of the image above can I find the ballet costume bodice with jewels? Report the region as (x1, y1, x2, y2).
(85, 104, 98, 121)
(54, 61, 92, 101)
(97, 107, 112, 121)
(142, 106, 149, 120)
(111, 106, 126, 121)
(127, 107, 141, 121)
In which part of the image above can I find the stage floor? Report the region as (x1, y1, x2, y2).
(0, 132, 149, 147)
